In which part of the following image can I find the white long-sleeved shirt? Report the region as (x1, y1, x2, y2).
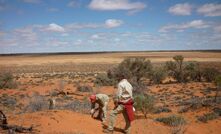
(117, 79, 133, 103)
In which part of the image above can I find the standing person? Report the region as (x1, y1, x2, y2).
(90, 93, 109, 124)
(104, 75, 134, 134)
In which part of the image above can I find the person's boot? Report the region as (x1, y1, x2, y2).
(103, 129, 113, 134)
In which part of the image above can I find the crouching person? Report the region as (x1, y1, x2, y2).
(90, 94, 109, 124)
(103, 76, 134, 134)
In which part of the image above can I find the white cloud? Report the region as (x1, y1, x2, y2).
(105, 19, 123, 28)
(168, 3, 192, 15)
(47, 39, 68, 47)
(21, 0, 41, 4)
(47, 23, 65, 32)
(67, 0, 80, 8)
(64, 23, 101, 31)
(159, 20, 210, 32)
(197, 3, 221, 17)
(91, 34, 100, 39)
(64, 19, 124, 30)
(48, 8, 59, 12)
(13, 26, 38, 41)
(88, 0, 146, 13)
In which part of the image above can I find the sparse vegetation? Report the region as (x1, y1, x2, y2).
(134, 93, 155, 118)
(24, 94, 48, 112)
(150, 66, 167, 84)
(203, 68, 220, 82)
(214, 75, 221, 102)
(154, 106, 171, 114)
(1, 52, 221, 133)
(197, 112, 219, 123)
(185, 61, 202, 82)
(62, 99, 91, 114)
(77, 85, 93, 92)
(156, 115, 186, 126)
(0, 72, 17, 89)
(165, 55, 189, 83)
(107, 58, 152, 82)
(94, 73, 115, 86)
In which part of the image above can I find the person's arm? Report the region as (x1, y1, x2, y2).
(90, 102, 95, 115)
(116, 84, 123, 101)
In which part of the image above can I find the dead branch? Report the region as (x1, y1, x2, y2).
(0, 110, 33, 133)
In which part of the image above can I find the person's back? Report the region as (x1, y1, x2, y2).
(96, 93, 109, 106)
(90, 94, 109, 123)
(117, 79, 133, 103)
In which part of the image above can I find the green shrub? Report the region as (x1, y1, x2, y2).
(156, 115, 186, 126)
(63, 99, 91, 114)
(215, 75, 221, 102)
(130, 80, 146, 94)
(154, 106, 171, 114)
(203, 68, 220, 82)
(0, 72, 17, 89)
(165, 55, 186, 83)
(197, 112, 219, 123)
(77, 85, 93, 92)
(150, 67, 167, 84)
(173, 55, 184, 82)
(94, 73, 116, 86)
(213, 107, 221, 116)
(185, 61, 202, 82)
(24, 94, 48, 112)
(134, 93, 155, 118)
(111, 58, 152, 82)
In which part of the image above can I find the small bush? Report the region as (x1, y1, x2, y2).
(154, 106, 171, 114)
(77, 85, 93, 92)
(185, 61, 202, 82)
(134, 93, 155, 118)
(156, 115, 186, 126)
(0, 72, 17, 89)
(1, 96, 17, 107)
(150, 67, 167, 84)
(178, 106, 189, 113)
(213, 107, 221, 116)
(63, 99, 91, 114)
(94, 73, 115, 86)
(130, 79, 146, 94)
(215, 75, 221, 102)
(108, 58, 152, 83)
(24, 94, 48, 112)
(203, 68, 220, 82)
(197, 112, 219, 123)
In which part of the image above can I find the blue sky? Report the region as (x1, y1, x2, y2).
(0, 0, 221, 53)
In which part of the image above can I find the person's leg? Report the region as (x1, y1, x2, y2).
(102, 102, 108, 122)
(122, 110, 131, 134)
(97, 107, 103, 121)
(107, 105, 124, 131)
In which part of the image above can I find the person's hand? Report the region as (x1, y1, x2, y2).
(90, 109, 95, 114)
(133, 107, 136, 112)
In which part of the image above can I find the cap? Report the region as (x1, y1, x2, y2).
(90, 94, 96, 102)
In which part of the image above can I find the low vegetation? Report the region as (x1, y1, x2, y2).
(77, 85, 93, 92)
(156, 115, 186, 126)
(0, 72, 17, 89)
(134, 93, 155, 118)
(197, 112, 219, 123)
(150, 66, 167, 84)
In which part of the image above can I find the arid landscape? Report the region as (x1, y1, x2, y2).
(0, 51, 221, 134)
